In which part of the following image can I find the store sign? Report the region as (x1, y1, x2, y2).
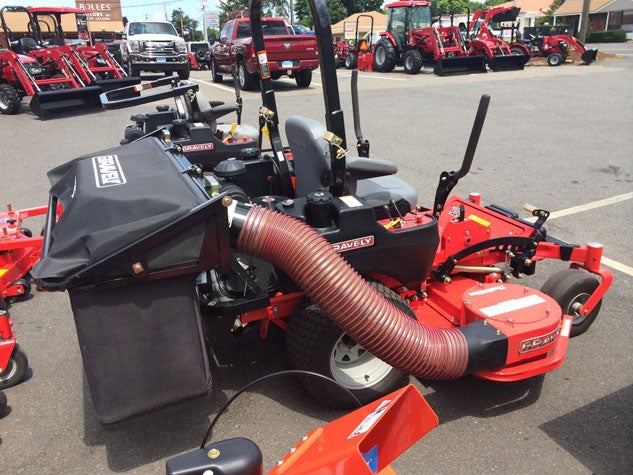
(75, 1, 123, 22)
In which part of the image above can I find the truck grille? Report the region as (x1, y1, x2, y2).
(142, 41, 176, 54)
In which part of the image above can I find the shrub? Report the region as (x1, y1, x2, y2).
(585, 29, 627, 43)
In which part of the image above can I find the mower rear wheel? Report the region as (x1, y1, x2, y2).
(7, 279, 31, 302)
(403, 49, 423, 74)
(0, 84, 22, 115)
(373, 39, 396, 72)
(547, 53, 564, 66)
(286, 282, 413, 409)
(541, 269, 602, 337)
(295, 69, 312, 88)
(0, 345, 28, 390)
(345, 52, 357, 69)
(211, 58, 223, 83)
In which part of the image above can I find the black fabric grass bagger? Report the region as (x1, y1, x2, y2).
(32, 137, 231, 423)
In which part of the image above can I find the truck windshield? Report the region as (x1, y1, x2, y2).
(128, 22, 178, 36)
(236, 20, 289, 38)
(409, 6, 431, 28)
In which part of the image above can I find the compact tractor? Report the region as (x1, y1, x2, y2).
(465, 6, 527, 71)
(34, 0, 611, 429)
(373, 0, 486, 76)
(333, 14, 375, 70)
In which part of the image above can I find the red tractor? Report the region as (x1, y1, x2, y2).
(373, 0, 486, 76)
(465, 6, 526, 71)
(510, 27, 598, 66)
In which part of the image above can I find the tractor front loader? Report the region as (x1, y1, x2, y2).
(373, 1, 486, 76)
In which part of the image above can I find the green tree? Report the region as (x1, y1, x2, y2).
(170, 9, 199, 40)
(340, 0, 383, 15)
(536, 0, 565, 25)
(295, 0, 347, 27)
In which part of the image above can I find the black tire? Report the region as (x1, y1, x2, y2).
(373, 39, 397, 72)
(295, 69, 312, 88)
(345, 52, 357, 69)
(127, 62, 140, 78)
(7, 279, 31, 302)
(0, 389, 6, 414)
(195, 49, 206, 63)
(541, 269, 602, 337)
(177, 63, 191, 80)
(237, 59, 255, 91)
(403, 49, 423, 74)
(547, 52, 564, 66)
(0, 83, 22, 115)
(123, 124, 144, 143)
(286, 282, 414, 409)
(511, 47, 530, 65)
(0, 346, 28, 390)
(211, 58, 223, 83)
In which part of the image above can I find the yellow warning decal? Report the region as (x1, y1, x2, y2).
(467, 214, 491, 227)
(0, 269, 7, 277)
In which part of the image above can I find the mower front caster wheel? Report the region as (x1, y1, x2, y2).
(286, 282, 413, 409)
(541, 269, 602, 337)
(7, 278, 31, 302)
(0, 345, 28, 390)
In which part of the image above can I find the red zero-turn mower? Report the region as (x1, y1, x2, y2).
(0, 204, 48, 388)
(33, 0, 612, 425)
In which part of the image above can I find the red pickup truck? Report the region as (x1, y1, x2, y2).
(210, 17, 319, 90)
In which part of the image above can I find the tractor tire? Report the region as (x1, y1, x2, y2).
(211, 58, 223, 83)
(0, 345, 28, 390)
(403, 49, 423, 74)
(0, 84, 22, 115)
(295, 69, 312, 88)
(237, 59, 256, 91)
(373, 39, 397, 72)
(541, 269, 602, 337)
(178, 63, 191, 80)
(547, 52, 564, 66)
(345, 52, 357, 69)
(286, 281, 414, 409)
(511, 47, 530, 65)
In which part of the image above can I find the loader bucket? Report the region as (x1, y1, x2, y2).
(434, 55, 487, 76)
(581, 48, 598, 65)
(95, 77, 142, 93)
(488, 55, 525, 72)
(29, 86, 103, 119)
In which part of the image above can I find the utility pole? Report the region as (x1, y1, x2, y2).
(578, 0, 591, 42)
(179, 8, 184, 37)
(200, 0, 208, 43)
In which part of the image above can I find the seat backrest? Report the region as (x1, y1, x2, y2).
(285, 115, 330, 197)
(19, 37, 39, 54)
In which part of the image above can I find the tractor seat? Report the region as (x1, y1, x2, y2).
(285, 115, 418, 210)
(18, 37, 41, 55)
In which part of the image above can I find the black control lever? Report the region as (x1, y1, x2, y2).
(351, 70, 369, 157)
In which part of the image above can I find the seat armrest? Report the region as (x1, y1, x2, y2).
(346, 156, 398, 181)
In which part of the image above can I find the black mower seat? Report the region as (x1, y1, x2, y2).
(18, 37, 41, 55)
(285, 115, 418, 209)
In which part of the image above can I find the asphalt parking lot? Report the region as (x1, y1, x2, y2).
(1, 51, 632, 474)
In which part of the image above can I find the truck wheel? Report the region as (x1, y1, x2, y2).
(127, 63, 140, 78)
(211, 58, 223, 83)
(373, 39, 396, 72)
(547, 52, 564, 66)
(178, 63, 191, 80)
(403, 49, 422, 74)
(0, 84, 22, 115)
(295, 69, 312, 88)
(237, 60, 255, 91)
(541, 269, 602, 337)
(0, 345, 28, 390)
(286, 282, 413, 409)
(345, 53, 357, 69)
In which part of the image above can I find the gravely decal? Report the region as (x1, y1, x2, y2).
(332, 235, 374, 252)
(181, 143, 214, 152)
(519, 328, 559, 354)
(92, 155, 126, 188)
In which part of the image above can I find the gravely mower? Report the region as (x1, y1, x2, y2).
(28, 6, 141, 86)
(465, 6, 527, 71)
(373, 0, 486, 76)
(0, 203, 46, 389)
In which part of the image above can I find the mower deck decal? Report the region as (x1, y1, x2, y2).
(348, 398, 392, 439)
(480, 294, 547, 317)
(467, 214, 491, 227)
(332, 235, 374, 253)
(339, 195, 363, 208)
(468, 285, 506, 296)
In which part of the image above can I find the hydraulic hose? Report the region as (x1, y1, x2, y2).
(232, 203, 472, 380)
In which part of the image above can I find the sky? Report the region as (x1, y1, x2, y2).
(0, 0, 221, 26)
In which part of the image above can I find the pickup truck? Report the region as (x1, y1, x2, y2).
(120, 20, 189, 79)
(210, 17, 319, 90)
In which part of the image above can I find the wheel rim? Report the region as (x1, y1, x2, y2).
(329, 334, 393, 390)
(375, 47, 384, 65)
(0, 92, 8, 111)
(566, 292, 591, 326)
(0, 358, 17, 383)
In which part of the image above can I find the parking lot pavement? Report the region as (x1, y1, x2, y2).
(589, 41, 633, 56)
(1, 56, 632, 474)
